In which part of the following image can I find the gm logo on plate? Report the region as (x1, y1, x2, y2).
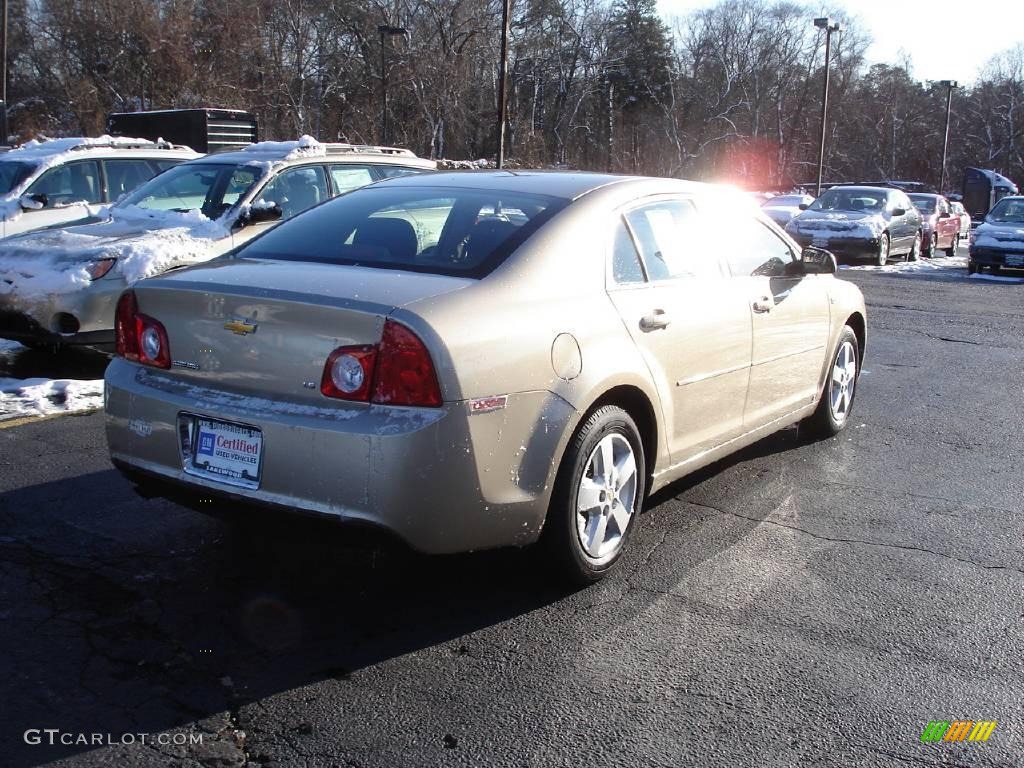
(198, 432, 216, 456)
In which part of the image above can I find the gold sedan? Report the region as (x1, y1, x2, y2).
(104, 171, 866, 582)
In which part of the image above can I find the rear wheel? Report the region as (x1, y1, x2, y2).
(875, 233, 890, 266)
(542, 405, 646, 584)
(907, 232, 921, 261)
(945, 233, 959, 257)
(801, 326, 859, 440)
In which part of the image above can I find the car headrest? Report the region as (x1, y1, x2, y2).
(353, 217, 418, 262)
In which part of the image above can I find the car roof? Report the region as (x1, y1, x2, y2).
(827, 185, 896, 194)
(908, 193, 941, 199)
(3, 136, 199, 162)
(203, 138, 435, 170)
(363, 170, 708, 201)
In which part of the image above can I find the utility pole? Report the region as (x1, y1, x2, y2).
(813, 17, 841, 197)
(938, 80, 958, 193)
(496, 0, 511, 168)
(377, 25, 406, 146)
(1, 0, 8, 145)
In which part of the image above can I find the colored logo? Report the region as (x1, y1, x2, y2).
(197, 432, 216, 456)
(224, 317, 258, 335)
(920, 720, 997, 743)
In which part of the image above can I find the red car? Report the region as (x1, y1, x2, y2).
(909, 193, 961, 257)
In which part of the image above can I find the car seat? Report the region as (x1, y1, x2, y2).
(281, 176, 322, 219)
(463, 219, 520, 263)
(352, 217, 418, 262)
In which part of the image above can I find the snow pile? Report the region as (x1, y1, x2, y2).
(242, 134, 326, 160)
(15, 135, 159, 154)
(0, 205, 228, 301)
(0, 339, 24, 356)
(0, 376, 104, 421)
(840, 255, 967, 273)
(968, 272, 1024, 284)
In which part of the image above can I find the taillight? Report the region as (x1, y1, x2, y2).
(114, 289, 172, 369)
(320, 320, 442, 407)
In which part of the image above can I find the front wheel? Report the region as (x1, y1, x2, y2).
(945, 233, 959, 257)
(875, 233, 890, 266)
(800, 326, 860, 440)
(907, 232, 921, 262)
(967, 259, 977, 275)
(542, 405, 646, 584)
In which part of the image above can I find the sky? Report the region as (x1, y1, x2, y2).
(657, 0, 1024, 85)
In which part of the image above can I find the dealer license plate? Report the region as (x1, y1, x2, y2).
(188, 417, 263, 488)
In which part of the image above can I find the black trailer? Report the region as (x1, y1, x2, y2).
(962, 167, 1018, 223)
(106, 108, 258, 154)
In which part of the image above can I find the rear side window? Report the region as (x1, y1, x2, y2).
(624, 199, 720, 280)
(611, 219, 645, 284)
(376, 165, 423, 180)
(104, 160, 157, 201)
(237, 186, 566, 278)
(329, 165, 375, 195)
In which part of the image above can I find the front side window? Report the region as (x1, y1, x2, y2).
(26, 160, 102, 206)
(624, 199, 720, 280)
(727, 217, 797, 278)
(118, 163, 261, 220)
(254, 166, 329, 220)
(235, 186, 565, 278)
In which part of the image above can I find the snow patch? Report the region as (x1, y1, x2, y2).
(242, 135, 325, 161)
(839, 255, 967, 273)
(0, 376, 104, 421)
(968, 272, 1024, 283)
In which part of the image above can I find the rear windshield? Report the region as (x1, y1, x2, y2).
(909, 195, 936, 214)
(808, 188, 887, 213)
(235, 186, 567, 278)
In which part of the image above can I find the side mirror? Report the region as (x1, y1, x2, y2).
(800, 246, 837, 274)
(240, 202, 283, 226)
(891, 207, 907, 217)
(798, 203, 809, 210)
(19, 193, 47, 210)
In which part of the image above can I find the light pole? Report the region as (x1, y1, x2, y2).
(1, 0, 8, 145)
(496, 0, 511, 168)
(938, 79, 958, 193)
(377, 24, 406, 146)
(813, 17, 841, 197)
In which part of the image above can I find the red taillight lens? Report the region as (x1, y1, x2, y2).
(114, 289, 171, 369)
(372, 320, 442, 407)
(320, 320, 442, 407)
(321, 346, 377, 401)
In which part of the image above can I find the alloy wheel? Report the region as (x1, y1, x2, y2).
(829, 341, 857, 423)
(576, 433, 638, 560)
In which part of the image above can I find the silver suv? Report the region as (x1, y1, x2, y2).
(0, 138, 435, 348)
(0, 137, 200, 239)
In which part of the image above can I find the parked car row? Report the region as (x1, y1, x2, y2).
(0, 136, 436, 348)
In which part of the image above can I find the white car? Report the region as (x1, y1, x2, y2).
(761, 193, 815, 227)
(0, 136, 199, 239)
(0, 137, 435, 348)
(951, 201, 972, 239)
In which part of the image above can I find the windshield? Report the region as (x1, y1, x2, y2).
(118, 162, 262, 220)
(808, 188, 887, 213)
(236, 186, 567, 278)
(0, 160, 38, 195)
(764, 195, 808, 208)
(909, 195, 937, 214)
(986, 198, 1024, 223)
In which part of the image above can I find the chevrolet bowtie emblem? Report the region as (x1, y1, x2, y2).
(224, 317, 258, 335)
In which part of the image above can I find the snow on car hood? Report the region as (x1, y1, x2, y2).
(972, 222, 1024, 249)
(0, 205, 228, 300)
(786, 210, 886, 238)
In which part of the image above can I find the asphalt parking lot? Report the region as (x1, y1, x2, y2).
(1, 256, 1022, 767)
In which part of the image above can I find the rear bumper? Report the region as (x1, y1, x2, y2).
(104, 359, 576, 554)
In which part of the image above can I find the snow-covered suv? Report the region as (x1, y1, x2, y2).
(0, 137, 435, 348)
(0, 136, 200, 239)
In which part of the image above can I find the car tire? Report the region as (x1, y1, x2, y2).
(800, 326, 860, 440)
(945, 234, 959, 257)
(967, 259, 977, 275)
(542, 405, 646, 584)
(991, 264, 1002, 275)
(924, 232, 937, 258)
(907, 232, 921, 262)
(875, 233, 890, 266)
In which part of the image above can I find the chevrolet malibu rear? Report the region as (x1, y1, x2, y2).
(106, 171, 866, 582)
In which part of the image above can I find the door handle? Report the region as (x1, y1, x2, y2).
(639, 309, 671, 331)
(752, 296, 774, 313)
